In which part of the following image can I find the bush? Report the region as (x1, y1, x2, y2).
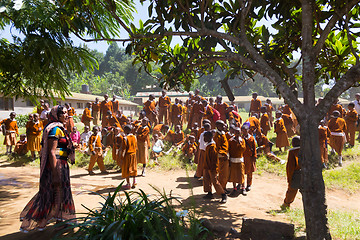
(15, 114, 29, 128)
(58, 183, 209, 240)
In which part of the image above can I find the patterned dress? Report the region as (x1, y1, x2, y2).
(20, 125, 75, 232)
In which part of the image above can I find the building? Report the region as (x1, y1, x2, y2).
(0, 92, 139, 119)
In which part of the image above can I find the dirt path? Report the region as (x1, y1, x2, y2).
(0, 158, 359, 239)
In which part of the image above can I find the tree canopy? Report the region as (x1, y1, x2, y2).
(0, 0, 134, 101)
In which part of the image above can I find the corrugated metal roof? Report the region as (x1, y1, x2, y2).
(135, 91, 190, 97)
(58, 92, 138, 106)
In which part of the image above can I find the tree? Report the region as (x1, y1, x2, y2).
(0, 0, 134, 101)
(74, 1, 360, 239)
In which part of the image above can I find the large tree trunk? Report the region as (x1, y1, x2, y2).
(298, 114, 331, 240)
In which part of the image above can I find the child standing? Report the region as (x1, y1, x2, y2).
(1, 112, 19, 154)
(228, 127, 246, 195)
(194, 123, 211, 179)
(136, 118, 150, 176)
(122, 125, 138, 190)
(202, 131, 227, 203)
(242, 123, 257, 192)
(328, 110, 347, 166)
(27, 113, 43, 160)
(88, 126, 107, 175)
(214, 120, 229, 191)
(274, 111, 290, 151)
(281, 136, 301, 209)
(70, 126, 81, 149)
(344, 102, 358, 147)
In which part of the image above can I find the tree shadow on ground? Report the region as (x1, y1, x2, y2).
(180, 193, 246, 231)
(0, 225, 76, 240)
(175, 176, 203, 189)
(0, 154, 33, 168)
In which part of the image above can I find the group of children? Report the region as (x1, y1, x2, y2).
(1, 91, 358, 205)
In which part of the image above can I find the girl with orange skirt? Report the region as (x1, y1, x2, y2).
(27, 113, 43, 160)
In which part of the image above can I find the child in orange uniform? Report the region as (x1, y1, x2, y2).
(182, 135, 197, 160)
(1, 112, 19, 154)
(328, 110, 347, 166)
(202, 131, 227, 203)
(281, 136, 301, 209)
(88, 126, 107, 175)
(214, 120, 229, 191)
(242, 122, 257, 192)
(136, 118, 150, 176)
(14, 134, 28, 156)
(121, 125, 138, 190)
(194, 123, 211, 179)
(27, 113, 43, 160)
(274, 111, 290, 151)
(318, 120, 330, 168)
(344, 102, 358, 147)
(228, 127, 246, 195)
(81, 102, 93, 128)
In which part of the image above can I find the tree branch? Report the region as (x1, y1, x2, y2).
(317, 63, 360, 118)
(345, 13, 360, 64)
(313, 0, 360, 56)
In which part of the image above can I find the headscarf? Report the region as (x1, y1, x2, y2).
(40, 106, 75, 177)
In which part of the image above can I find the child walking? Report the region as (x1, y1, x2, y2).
(122, 125, 138, 190)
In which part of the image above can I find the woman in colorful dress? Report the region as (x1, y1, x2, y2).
(20, 105, 76, 232)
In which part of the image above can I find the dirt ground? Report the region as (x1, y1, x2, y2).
(0, 157, 359, 240)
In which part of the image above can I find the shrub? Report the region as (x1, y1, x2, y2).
(58, 183, 209, 240)
(15, 114, 29, 128)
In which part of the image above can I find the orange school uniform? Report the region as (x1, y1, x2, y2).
(203, 141, 224, 195)
(88, 134, 106, 172)
(214, 130, 229, 189)
(136, 126, 150, 164)
(228, 136, 246, 184)
(122, 134, 137, 178)
(345, 109, 357, 146)
(1, 119, 18, 145)
(27, 121, 43, 152)
(260, 113, 271, 135)
(274, 118, 290, 148)
(328, 117, 347, 155)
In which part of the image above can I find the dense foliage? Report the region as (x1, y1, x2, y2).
(58, 184, 209, 240)
(0, 0, 134, 101)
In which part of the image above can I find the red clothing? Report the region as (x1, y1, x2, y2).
(214, 102, 229, 121)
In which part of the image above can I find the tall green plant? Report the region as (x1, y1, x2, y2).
(57, 183, 209, 240)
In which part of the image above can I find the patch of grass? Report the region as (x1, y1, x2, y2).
(156, 148, 197, 172)
(255, 153, 287, 176)
(286, 208, 360, 240)
(323, 162, 360, 193)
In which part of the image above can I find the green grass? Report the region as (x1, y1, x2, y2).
(285, 208, 360, 240)
(323, 162, 360, 193)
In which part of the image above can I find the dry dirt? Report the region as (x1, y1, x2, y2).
(0, 157, 359, 239)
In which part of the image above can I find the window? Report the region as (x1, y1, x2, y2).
(124, 106, 127, 110)
(0, 97, 14, 110)
(77, 103, 83, 109)
(120, 106, 123, 110)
